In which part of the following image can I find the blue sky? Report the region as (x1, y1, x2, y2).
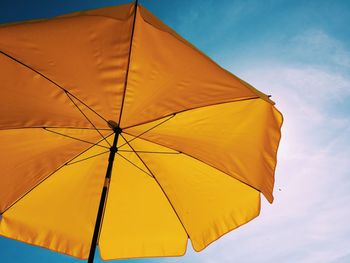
(1, 0, 350, 262)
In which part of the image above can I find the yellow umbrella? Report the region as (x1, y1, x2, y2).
(0, 1, 283, 262)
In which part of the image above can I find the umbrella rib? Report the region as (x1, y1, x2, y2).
(0, 132, 114, 215)
(116, 0, 138, 125)
(118, 149, 180, 154)
(65, 150, 110, 166)
(0, 50, 110, 124)
(43, 127, 110, 149)
(116, 152, 153, 178)
(122, 96, 263, 130)
(123, 131, 261, 193)
(0, 126, 111, 131)
(119, 133, 191, 239)
(118, 114, 175, 149)
(65, 92, 112, 147)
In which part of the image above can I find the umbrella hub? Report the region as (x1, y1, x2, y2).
(107, 120, 122, 134)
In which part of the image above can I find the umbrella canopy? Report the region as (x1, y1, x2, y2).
(0, 2, 283, 262)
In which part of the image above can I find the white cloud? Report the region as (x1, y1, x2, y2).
(291, 30, 350, 68)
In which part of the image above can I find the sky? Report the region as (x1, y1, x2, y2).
(1, 0, 350, 262)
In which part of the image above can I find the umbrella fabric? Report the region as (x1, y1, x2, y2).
(0, 3, 283, 261)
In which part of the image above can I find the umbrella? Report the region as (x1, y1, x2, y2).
(0, 1, 283, 262)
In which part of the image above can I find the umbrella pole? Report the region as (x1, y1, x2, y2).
(88, 125, 121, 263)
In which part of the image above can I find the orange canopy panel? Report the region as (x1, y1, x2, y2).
(0, 2, 283, 262)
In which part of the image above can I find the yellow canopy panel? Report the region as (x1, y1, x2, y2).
(0, 2, 283, 261)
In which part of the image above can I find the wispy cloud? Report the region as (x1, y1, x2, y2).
(291, 29, 350, 68)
